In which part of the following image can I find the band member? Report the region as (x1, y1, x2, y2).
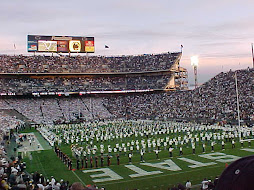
(232, 140, 235, 149)
(90, 157, 93, 168)
(76, 159, 80, 170)
(211, 141, 214, 152)
(221, 141, 225, 150)
(95, 156, 98, 168)
(81, 158, 84, 169)
(107, 155, 111, 166)
(117, 154, 120, 165)
(155, 149, 159, 159)
(101, 155, 104, 167)
(140, 150, 144, 162)
(192, 143, 195, 154)
(202, 143, 206, 153)
(179, 146, 183, 156)
(128, 152, 132, 163)
(69, 159, 72, 170)
(169, 147, 173, 157)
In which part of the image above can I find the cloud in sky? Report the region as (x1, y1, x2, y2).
(1, 0, 254, 84)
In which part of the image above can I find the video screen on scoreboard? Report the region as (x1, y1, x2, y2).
(27, 35, 94, 53)
(38, 41, 57, 52)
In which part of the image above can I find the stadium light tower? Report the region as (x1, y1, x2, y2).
(191, 56, 199, 89)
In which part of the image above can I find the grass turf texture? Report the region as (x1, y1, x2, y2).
(20, 128, 254, 190)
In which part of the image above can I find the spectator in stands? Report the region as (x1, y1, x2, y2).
(0, 53, 179, 73)
(201, 178, 209, 190)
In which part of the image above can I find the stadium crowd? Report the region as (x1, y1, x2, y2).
(104, 68, 254, 122)
(0, 129, 104, 190)
(3, 97, 110, 124)
(0, 68, 252, 125)
(0, 52, 180, 73)
(169, 177, 219, 190)
(0, 111, 24, 143)
(0, 74, 171, 94)
(0, 156, 101, 190)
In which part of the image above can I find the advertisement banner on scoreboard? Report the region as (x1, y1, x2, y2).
(27, 43, 37, 51)
(57, 41, 68, 52)
(27, 35, 94, 53)
(85, 40, 95, 52)
(69, 40, 81, 52)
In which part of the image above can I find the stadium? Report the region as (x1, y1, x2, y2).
(0, 40, 254, 190)
(1, 2, 254, 190)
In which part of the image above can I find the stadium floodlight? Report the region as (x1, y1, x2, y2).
(191, 56, 199, 89)
(191, 56, 199, 67)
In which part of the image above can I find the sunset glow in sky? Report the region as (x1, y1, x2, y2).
(1, 0, 254, 84)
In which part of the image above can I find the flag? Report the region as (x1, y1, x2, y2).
(105, 45, 109, 48)
(252, 43, 254, 68)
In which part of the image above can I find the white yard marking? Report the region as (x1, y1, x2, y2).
(141, 159, 182, 171)
(199, 152, 240, 163)
(241, 148, 254, 152)
(82, 168, 123, 183)
(125, 164, 162, 178)
(178, 157, 216, 168)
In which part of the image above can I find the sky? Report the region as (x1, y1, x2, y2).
(1, 0, 254, 85)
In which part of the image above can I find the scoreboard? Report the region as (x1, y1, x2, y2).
(27, 35, 94, 53)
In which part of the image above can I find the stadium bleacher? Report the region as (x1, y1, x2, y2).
(0, 74, 173, 94)
(0, 52, 180, 73)
(0, 67, 252, 125)
(0, 52, 182, 96)
(104, 68, 254, 122)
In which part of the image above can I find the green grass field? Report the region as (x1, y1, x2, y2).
(18, 127, 254, 190)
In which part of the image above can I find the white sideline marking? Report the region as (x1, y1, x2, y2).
(72, 170, 86, 186)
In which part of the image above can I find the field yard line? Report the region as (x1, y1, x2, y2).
(34, 152, 48, 179)
(72, 170, 86, 186)
(99, 164, 223, 186)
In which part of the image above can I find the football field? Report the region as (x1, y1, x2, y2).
(18, 125, 254, 190)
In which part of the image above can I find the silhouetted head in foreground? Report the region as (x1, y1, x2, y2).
(215, 155, 254, 190)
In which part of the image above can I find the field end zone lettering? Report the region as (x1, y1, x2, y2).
(178, 157, 216, 168)
(199, 152, 240, 163)
(241, 148, 254, 152)
(141, 159, 181, 171)
(82, 168, 123, 183)
(125, 164, 162, 178)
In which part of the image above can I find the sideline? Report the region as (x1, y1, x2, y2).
(33, 152, 48, 179)
(72, 170, 86, 186)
